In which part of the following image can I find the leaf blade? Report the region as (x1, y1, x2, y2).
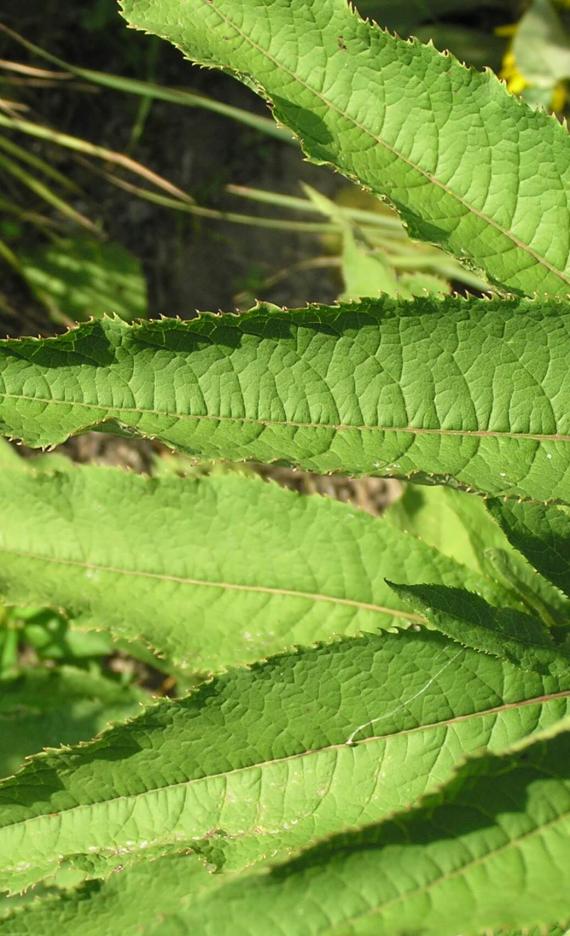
(487, 499, 570, 599)
(0, 466, 511, 670)
(120, 0, 570, 295)
(0, 631, 568, 894)
(391, 581, 570, 676)
(1, 297, 569, 502)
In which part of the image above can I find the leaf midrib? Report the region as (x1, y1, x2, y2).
(1, 392, 568, 443)
(198, 0, 570, 289)
(2, 688, 568, 852)
(0, 546, 423, 623)
(331, 803, 570, 932)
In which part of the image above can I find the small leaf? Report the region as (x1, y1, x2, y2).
(391, 581, 570, 676)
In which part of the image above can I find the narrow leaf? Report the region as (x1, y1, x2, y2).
(120, 0, 570, 295)
(392, 581, 570, 676)
(3, 728, 570, 935)
(0, 631, 568, 893)
(1, 297, 569, 502)
(488, 499, 570, 599)
(0, 466, 511, 670)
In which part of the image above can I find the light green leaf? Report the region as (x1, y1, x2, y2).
(1, 297, 569, 502)
(397, 271, 450, 297)
(488, 499, 570, 600)
(0, 466, 512, 670)
(3, 727, 570, 935)
(0, 667, 144, 780)
(0, 440, 23, 471)
(387, 485, 570, 624)
(0, 854, 217, 935)
(340, 227, 400, 300)
(120, 0, 570, 296)
(387, 485, 510, 575)
(18, 237, 148, 324)
(391, 581, 570, 676)
(0, 630, 568, 894)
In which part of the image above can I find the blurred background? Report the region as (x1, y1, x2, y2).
(0, 0, 568, 714)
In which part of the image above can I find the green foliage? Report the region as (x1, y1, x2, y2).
(0, 630, 568, 894)
(2, 726, 569, 934)
(120, 0, 570, 296)
(488, 499, 570, 599)
(0, 0, 569, 931)
(0, 466, 518, 670)
(391, 582, 570, 676)
(1, 296, 569, 501)
(18, 238, 148, 323)
(0, 667, 144, 778)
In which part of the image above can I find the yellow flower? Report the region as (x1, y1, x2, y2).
(500, 50, 529, 95)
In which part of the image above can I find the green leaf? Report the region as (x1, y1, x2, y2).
(4, 726, 570, 935)
(488, 500, 570, 600)
(340, 227, 400, 300)
(119, 0, 570, 296)
(387, 484, 511, 576)
(0, 854, 218, 935)
(0, 667, 144, 780)
(18, 237, 148, 324)
(391, 581, 570, 676)
(0, 630, 568, 894)
(387, 485, 570, 624)
(0, 466, 512, 671)
(483, 547, 569, 631)
(1, 297, 569, 502)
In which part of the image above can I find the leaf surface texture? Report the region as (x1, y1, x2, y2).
(1, 298, 569, 502)
(0, 467, 512, 670)
(0, 632, 568, 893)
(120, 0, 570, 295)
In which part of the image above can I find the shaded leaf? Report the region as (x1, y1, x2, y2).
(488, 499, 570, 600)
(0, 667, 144, 780)
(18, 238, 148, 324)
(391, 581, 570, 676)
